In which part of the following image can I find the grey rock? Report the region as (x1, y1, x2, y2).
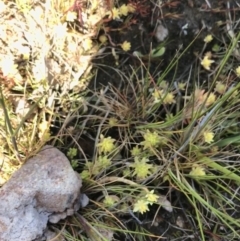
(155, 22, 169, 42)
(0, 145, 82, 241)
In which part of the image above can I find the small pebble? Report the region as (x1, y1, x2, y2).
(155, 24, 169, 42)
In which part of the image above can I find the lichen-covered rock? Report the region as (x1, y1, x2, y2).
(0, 145, 82, 241)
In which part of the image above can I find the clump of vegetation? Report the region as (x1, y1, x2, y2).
(1, 0, 240, 240)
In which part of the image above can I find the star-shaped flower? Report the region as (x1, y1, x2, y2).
(145, 190, 159, 205)
(131, 157, 153, 179)
(133, 199, 149, 214)
(201, 55, 214, 70)
(190, 165, 206, 176)
(97, 135, 116, 154)
(121, 41, 131, 51)
(203, 131, 214, 144)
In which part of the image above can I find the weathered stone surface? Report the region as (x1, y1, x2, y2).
(0, 145, 82, 241)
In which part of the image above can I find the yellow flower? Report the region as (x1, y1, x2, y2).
(66, 11, 77, 22)
(107, 7, 120, 20)
(204, 34, 213, 43)
(97, 135, 116, 154)
(145, 190, 159, 205)
(133, 199, 149, 214)
(131, 157, 153, 179)
(121, 41, 131, 51)
(203, 92, 216, 106)
(190, 165, 206, 176)
(235, 66, 240, 77)
(99, 34, 108, 44)
(203, 131, 214, 144)
(201, 55, 214, 70)
(82, 38, 93, 51)
(141, 130, 162, 149)
(215, 81, 226, 94)
(119, 4, 129, 16)
(178, 82, 186, 90)
(152, 88, 163, 103)
(131, 146, 142, 156)
(163, 92, 176, 104)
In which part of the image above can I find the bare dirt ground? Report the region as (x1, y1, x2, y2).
(90, 0, 240, 90)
